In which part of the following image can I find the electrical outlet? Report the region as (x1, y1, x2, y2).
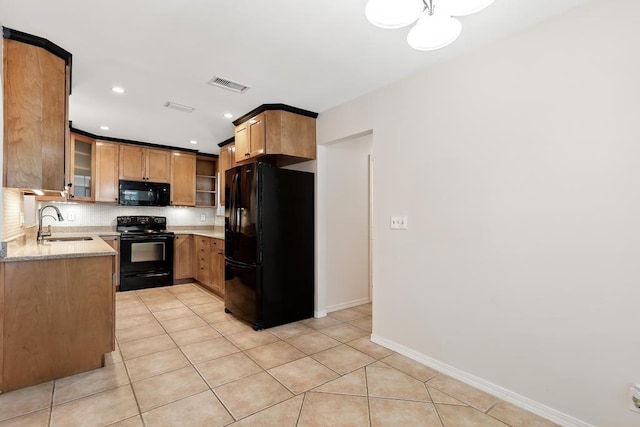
(200, 214, 206, 222)
(67, 212, 76, 221)
(390, 216, 408, 230)
(630, 385, 640, 414)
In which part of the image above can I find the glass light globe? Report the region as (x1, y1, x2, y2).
(437, 0, 496, 16)
(407, 11, 462, 51)
(365, 0, 424, 29)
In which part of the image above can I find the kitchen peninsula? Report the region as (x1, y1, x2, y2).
(0, 236, 116, 392)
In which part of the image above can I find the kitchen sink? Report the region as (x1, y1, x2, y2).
(43, 236, 93, 242)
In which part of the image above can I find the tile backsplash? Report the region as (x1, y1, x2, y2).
(2, 188, 25, 240)
(2, 190, 224, 240)
(38, 202, 223, 228)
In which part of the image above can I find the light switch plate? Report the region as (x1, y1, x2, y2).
(390, 216, 408, 230)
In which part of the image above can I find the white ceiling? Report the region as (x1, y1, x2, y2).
(0, 0, 590, 154)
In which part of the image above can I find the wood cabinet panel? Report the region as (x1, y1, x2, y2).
(68, 133, 96, 201)
(1, 256, 114, 391)
(171, 153, 196, 206)
(174, 234, 194, 280)
(95, 142, 120, 203)
(195, 156, 216, 208)
(248, 113, 266, 158)
(233, 109, 316, 166)
(101, 236, 120, 289)
(193, 236, 224, 297)
(119, 145, 171, 183)
(3, 38, 68, 190)
(234, 123, 249, 163)
(146, 149, 171, 183)
(195, 237, 211, 285)
(218, 144, 235, 207)
(209, 238, 224, 296)
(119, 145, 146, 181)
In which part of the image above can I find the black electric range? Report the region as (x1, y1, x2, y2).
(117, 216, 175, 291)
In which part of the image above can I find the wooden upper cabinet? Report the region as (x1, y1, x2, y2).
(119, 145, 170, 183)
(195, 156, 217, 208)
(119, 145, 145, 181)
(95, 142, 120, 203)
(234, 113, 265, 162)
(218, 144, 235, 207)
(170, 152, 196, 206)
(146, 148, 171, 183)
(3, 37, 69, 190)
(233, 109, 316, 165)
(68, 133, 96, 201)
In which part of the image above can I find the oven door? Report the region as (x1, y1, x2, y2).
(120, 234, 175, 291)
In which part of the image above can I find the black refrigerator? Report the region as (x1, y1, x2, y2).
(224, 162, 314, 330)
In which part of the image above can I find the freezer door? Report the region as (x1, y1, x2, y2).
(224, 259, 259, 328)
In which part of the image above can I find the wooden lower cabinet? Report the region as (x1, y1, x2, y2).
(95, 142, 119, 203)
(100, 235, 120, 289)
(191, 236, 224, 297)
(195, 236, 211, 285)
(174, 234, 194, 280)
(0, 256, 114, 392)
(209, 239, 224, 296)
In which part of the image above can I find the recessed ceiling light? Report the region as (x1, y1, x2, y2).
(100, 126, 109, 130)
(190, 140, 198, 145)
(224, 113, 233, 119)
(111, 86, 125, 94)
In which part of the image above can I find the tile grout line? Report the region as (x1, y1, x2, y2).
(427, 386, 447, 427)
(136, 284, 237, 422)
(48, 380, 55, 427)
(115, 284, 377, 424)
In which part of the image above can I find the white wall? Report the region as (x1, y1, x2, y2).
(319, 133, 372, 311)
(317, 0, 640, 425)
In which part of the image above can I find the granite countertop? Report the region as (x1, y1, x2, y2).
(1, 233, 117, 263)
(175, 229, 225, 240)
(0, 227, 224, 262)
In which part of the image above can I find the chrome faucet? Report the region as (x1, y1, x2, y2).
(37, 205, 64, 242)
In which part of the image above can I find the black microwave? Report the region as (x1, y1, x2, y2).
(119, 180, 170, 206)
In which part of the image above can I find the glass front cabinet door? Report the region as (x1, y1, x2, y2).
(69, 133, 96, 201)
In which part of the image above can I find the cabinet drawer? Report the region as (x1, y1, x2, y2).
(211, 239, 223, 251)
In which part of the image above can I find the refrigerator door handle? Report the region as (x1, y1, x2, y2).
(228, 171, 239, 256)
(225, 257, 255, 269)
(234, 171, 241, 247)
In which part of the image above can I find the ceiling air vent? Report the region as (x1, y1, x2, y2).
(164, 101, 195, 113)
(207, 76, 251, 94)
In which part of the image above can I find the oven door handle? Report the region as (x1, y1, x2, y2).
(126, 272, 170, 278)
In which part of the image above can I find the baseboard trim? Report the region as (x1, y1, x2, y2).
(314, 309, 328, 318)
(370, 334, 593, 427)
(326, 297, 370, 313)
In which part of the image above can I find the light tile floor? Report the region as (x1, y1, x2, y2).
(0, 284, 558, 427)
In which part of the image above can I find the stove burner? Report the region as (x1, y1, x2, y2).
(116, 215, 171, 235)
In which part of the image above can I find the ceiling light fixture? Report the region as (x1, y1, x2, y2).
(100, 125, 109, 130)
(224, 113, 233, 119)
(111, 86, 125, 94)
(365, 0, 495, 51)
(164, 101, 196, 113)
(190, 140, 198, 145)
